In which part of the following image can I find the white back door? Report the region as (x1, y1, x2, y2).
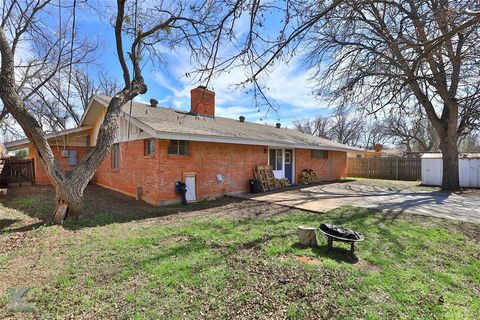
(185, 175, 197, 202)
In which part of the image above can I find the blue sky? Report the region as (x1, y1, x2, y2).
(75, 2, 333, 128)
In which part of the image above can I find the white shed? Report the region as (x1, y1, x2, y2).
(421, 153, 480, 187)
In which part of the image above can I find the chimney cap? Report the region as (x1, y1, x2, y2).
(275, 122, 281, 128)
(149, 98, 158, 108)
(239, 116, 245, 122)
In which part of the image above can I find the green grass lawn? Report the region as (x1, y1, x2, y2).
(0, 186, 479, 319)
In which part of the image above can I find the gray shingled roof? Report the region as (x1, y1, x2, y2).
(96, 95, 362, 152)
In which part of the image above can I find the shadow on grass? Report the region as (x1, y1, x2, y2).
(292, 242, 359, 264)
(0, 219, 19, 231)
(0, 185, 249, 232)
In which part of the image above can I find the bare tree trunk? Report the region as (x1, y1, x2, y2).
(439, 137, 460, 191)
(1, 12, 145, 224)
(53, 184, 85, 224)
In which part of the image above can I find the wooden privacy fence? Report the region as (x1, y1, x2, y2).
(347, 157, 421, 181)
(0, 158, 35, 186)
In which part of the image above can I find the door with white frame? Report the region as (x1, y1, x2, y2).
(269, 148, 284, 179)
(184, 173, 197, 202)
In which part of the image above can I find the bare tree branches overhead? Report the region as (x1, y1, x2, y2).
(0, 0, 253, 223)
(191, 0, 479, 190)
(213, 0, 479, 189)
(293, 116, 331, 137)
(303, 0, 480, 189)
(384, 110, 440, 153)
(0, 0, 98, 137)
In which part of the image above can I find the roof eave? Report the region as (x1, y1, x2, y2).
(153, 130, 361, 152)
(4, 126, 92, 151)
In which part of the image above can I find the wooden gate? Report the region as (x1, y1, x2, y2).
(0, 158, 35, 187)
(347, 157, 421, 181)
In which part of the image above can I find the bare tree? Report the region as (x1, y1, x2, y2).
(293, 116, 330, 137)
(328, 105, 363, 146)
(0, 0, 97, 136)
(384, 110, 440, 152)
(359, 121, 387, 150)
(303, 1, 480, 189)
(459, 132, 480, 152)
(0, 0, 236, 223)
(293, 106, 387, 148)
(28, 68, 121, 131)
(202, 0, 480, 190)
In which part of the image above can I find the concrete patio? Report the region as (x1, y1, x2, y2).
(239, 181, 480, 224)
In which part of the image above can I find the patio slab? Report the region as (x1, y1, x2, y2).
(238, 181, 480, 224)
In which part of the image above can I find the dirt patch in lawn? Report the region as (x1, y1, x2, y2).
(203, 249, 345, 319)
(356, 259, 381, 272)
(296, 255, 322, 265)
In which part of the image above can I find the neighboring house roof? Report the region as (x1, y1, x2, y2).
(380, 149, 405, 157)
(91, 95, 362, 152)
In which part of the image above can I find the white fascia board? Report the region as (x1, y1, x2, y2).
(152, 130, 360, 152)
(79, 96, 98, 125)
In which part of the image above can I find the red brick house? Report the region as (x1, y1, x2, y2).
(5, 86, 361, 205)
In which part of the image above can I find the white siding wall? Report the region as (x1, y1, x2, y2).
(421, 158, 443, 186)
(459, 159, 480, 188)
(422, 158, 480, 187)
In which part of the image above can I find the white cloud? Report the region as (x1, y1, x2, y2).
(146, 42, 335, 126)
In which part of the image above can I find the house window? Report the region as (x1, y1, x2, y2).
(269, 149, 283, 170)
(112, 143, 120, 169)
(311, 149, 328, 159)
(285, 151, 291, 164)
(168, 140, 189, 155)
(68, 150, 78, 165)
(144, 139, 155, 156)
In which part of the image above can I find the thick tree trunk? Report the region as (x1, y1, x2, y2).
(53, 185, 85, 224)
(0, 3, 148, 225)
(439, 138, 460, 191)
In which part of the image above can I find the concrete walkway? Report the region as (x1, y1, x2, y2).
(240, 182, 480, 224)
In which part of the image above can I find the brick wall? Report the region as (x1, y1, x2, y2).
(94, 139, 161, 204)
(28, 141, 347, 204)
(28, 145, 90, 185)
(95, 139, 268, 205)
(295, 149, 347, 181)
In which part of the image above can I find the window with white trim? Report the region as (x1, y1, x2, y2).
(285, 151, 291, 164)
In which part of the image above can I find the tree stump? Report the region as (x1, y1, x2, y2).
(298, 226, 318, 247)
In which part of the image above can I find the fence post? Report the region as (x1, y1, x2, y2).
(395, 157, 399, 180)
(367, 158, 370, 178)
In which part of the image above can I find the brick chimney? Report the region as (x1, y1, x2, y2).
(190, 86, 215, 117)
(374, 144, 383, 152)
